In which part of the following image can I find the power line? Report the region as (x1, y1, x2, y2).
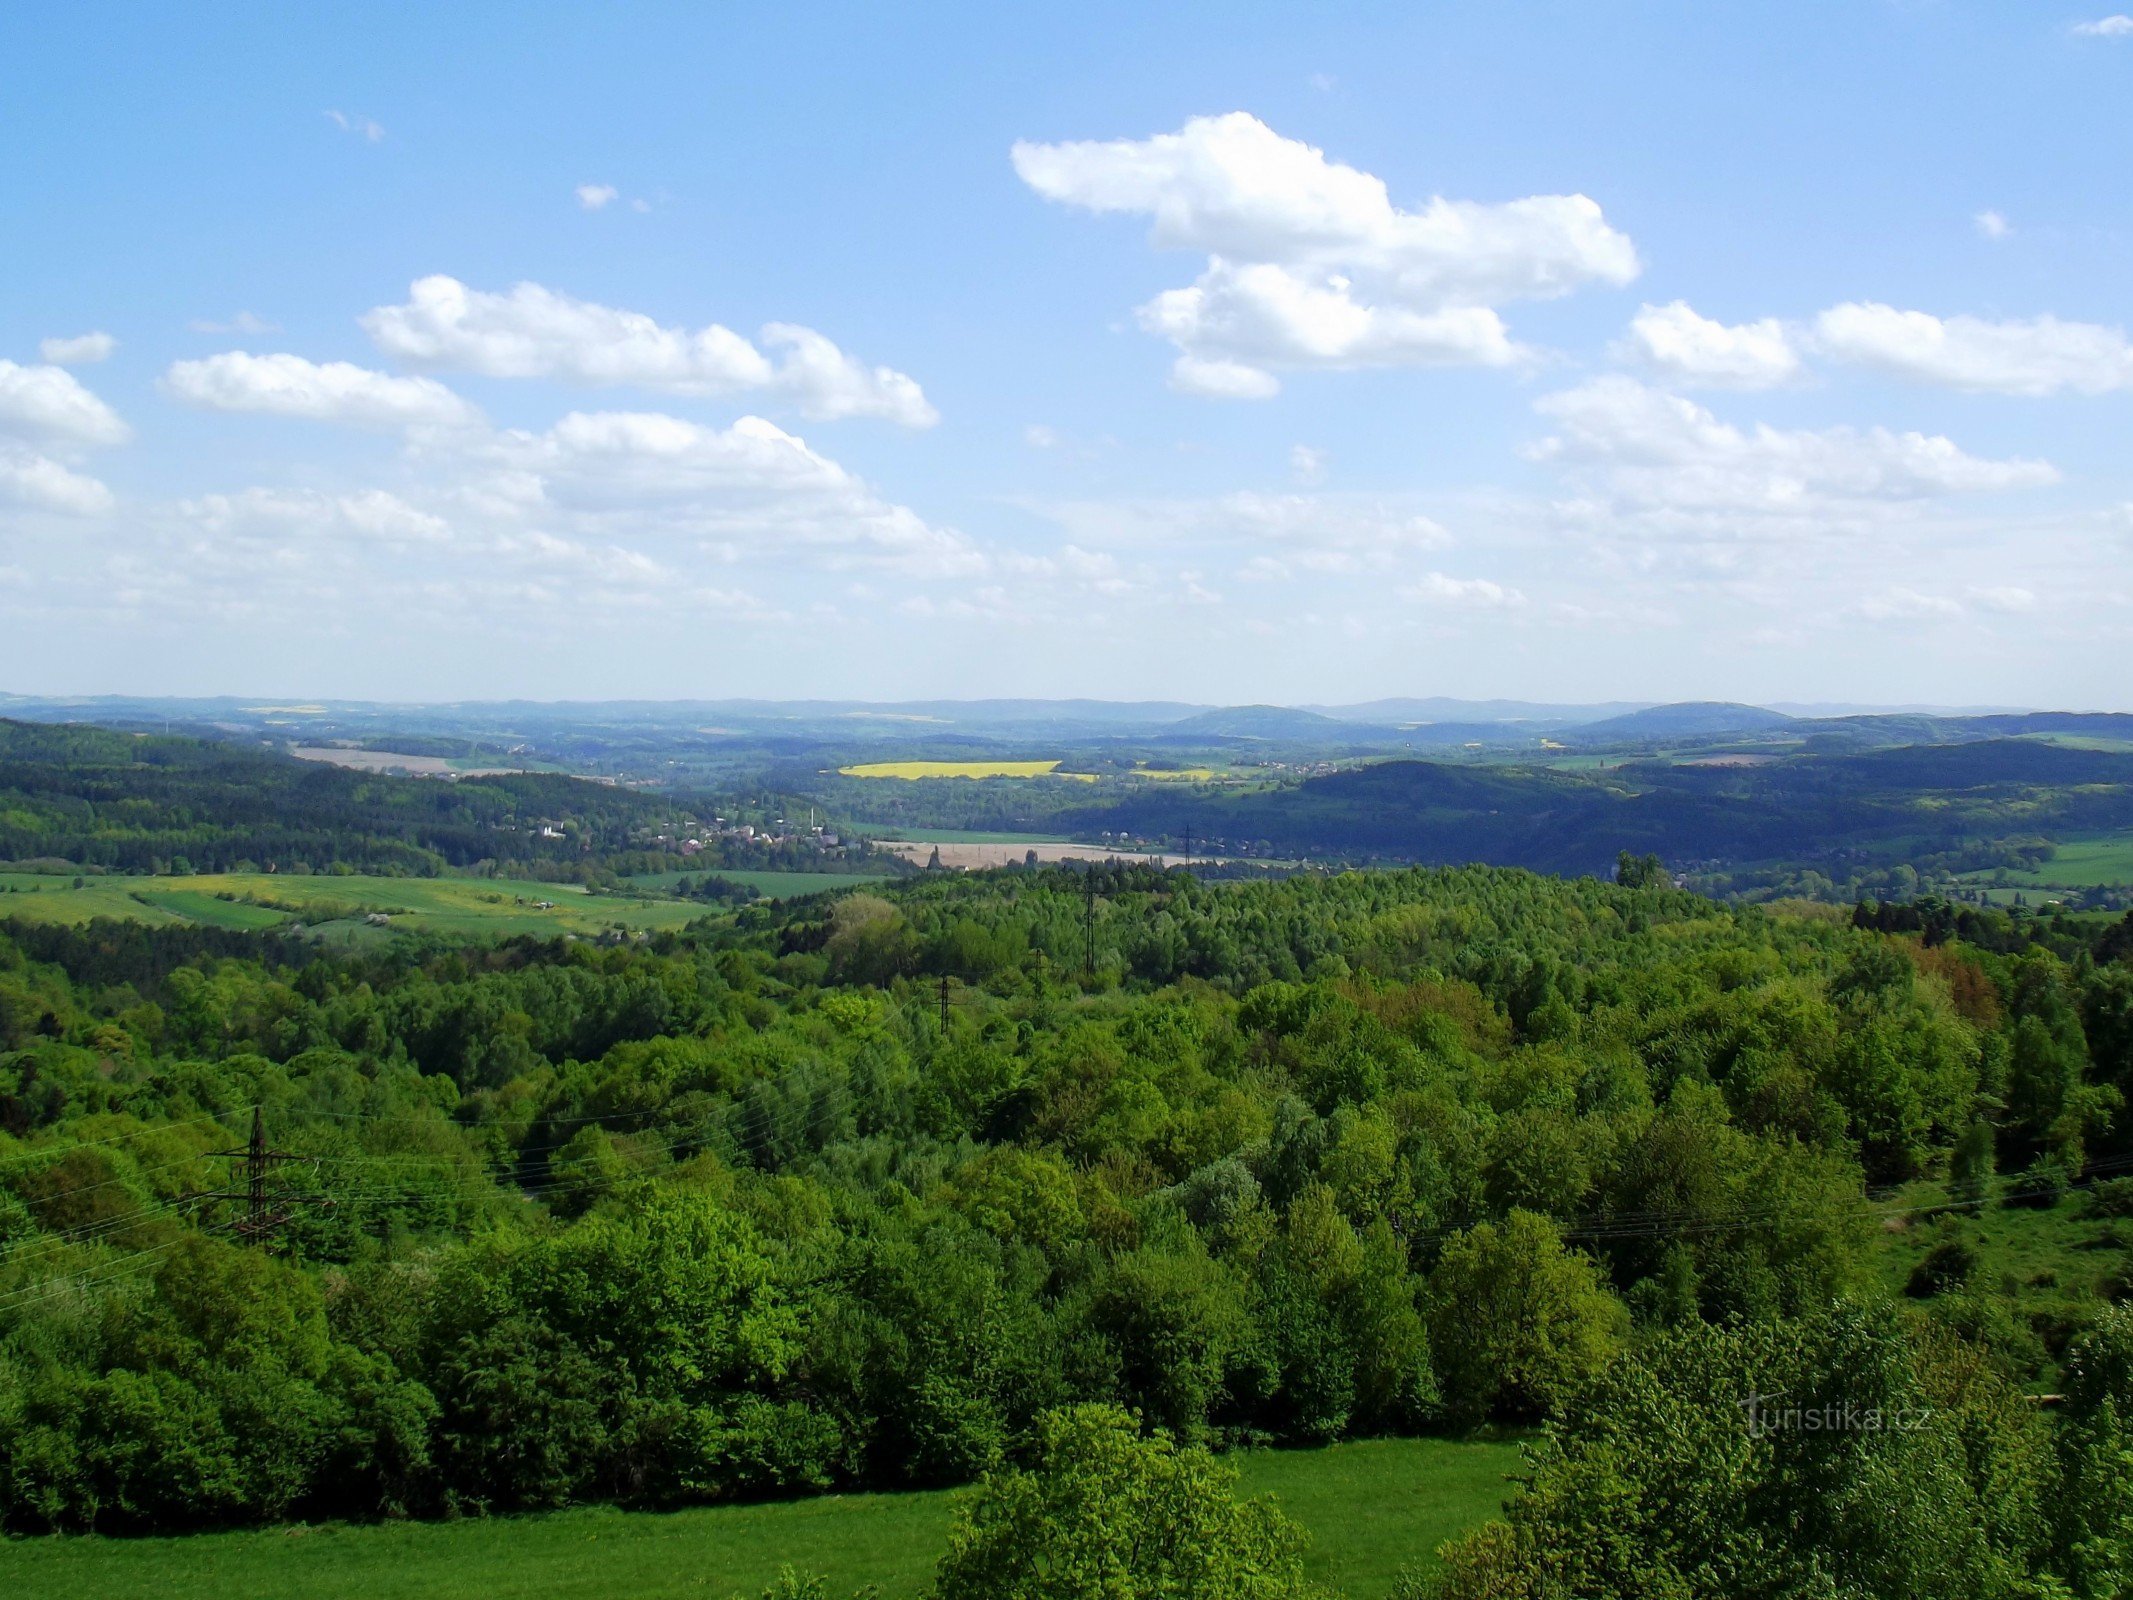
(194, 1107, 332, 1248)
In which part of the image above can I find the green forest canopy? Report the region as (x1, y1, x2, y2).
(2, 858, 2132, 1594)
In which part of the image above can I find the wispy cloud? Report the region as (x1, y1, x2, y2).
(325, 109, 385, 142)
(188, 311, 281, 336)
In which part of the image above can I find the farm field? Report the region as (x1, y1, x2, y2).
(837, 759, 1096, 781)
(1955, 833, 2133, 892)
(0, 872, 712, 939)
(288, 747, 559, 777)
(6, 1435, 1523, 1600)
(869, 827, 1074, 844)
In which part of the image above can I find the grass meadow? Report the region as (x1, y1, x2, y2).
(1958, 833, 2133, 891)
(0, 872, 711, 940)
(5, 1434, 1524, 1600)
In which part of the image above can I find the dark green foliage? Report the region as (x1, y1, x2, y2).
(1905, 1233, 1979, 1298)
(0, 719, 895, 883)
(1614, 852, 1667, 890)
(1062, 738, 2133, 881)
(2087, 1177, 2133, 1220)
(2006, 1159, 2073, 1210)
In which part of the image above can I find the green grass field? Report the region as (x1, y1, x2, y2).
(1872, 1179, 2131, 1373)
(1954, 833, 2133, 892)
(0, 872, 714, 940)
(4, 1435, 1523, 1600)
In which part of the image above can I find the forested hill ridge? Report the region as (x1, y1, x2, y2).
(0, 718, 739, 878)
(10, 716, 2133, 917)
(3, 857, 2133, 1598)
(1066, 737, 2133, 888)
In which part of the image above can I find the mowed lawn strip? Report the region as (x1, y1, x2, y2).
(5, 1435, 1523, 1600)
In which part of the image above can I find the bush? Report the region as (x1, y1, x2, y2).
(2086, 1177, 2133, 1220)
(1427, 1210, 1627, 1424)
(1425, 1306, 2055, 1600)
(2005, 1158, 2071, 1210)
(1904, 1236, 1978, 1299)
(931, 1405, 1323, 1600)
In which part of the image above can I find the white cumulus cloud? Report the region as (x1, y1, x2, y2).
(1973, 210, 2011, 240)
(0, 450, 114, 515)
(183, 487, 453, 544)
(1013, 111, 1637, 396)
(0, 362, 126, 518)
(1531, 376, 2057, 529)
(486, 410, 981, 577)
(1810, 302, 2133, 396)
(0, 360, 131, 446)
(361, 276, 937, 426)
(39, 332, 116, 366)
(1623, 301, 1801, 389)
(575, 183, 619, 211)
(2073, 15, 2133, 36)
(164, 352, 479, 430)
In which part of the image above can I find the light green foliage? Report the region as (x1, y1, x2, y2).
(931, 1404, 1323, 1600)
(1427, 1210, 1627, 1424)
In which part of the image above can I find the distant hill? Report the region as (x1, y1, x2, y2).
(0, 719, 702, 875)
(1065, 738, 2133, 878)
(1571, 701, 1796, 741)
(1162, 704, 1363, 740)
(1312, 698, 1651, 726)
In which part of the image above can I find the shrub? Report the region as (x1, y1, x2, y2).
(931, 1404, 1323, 1600)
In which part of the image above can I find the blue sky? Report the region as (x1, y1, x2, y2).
(2, 2, 2129, 707)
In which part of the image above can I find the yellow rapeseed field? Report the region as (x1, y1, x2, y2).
(838, 760, 1096, 781)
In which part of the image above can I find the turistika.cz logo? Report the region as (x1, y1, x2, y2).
(1735, 1390, 1932, 1439)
